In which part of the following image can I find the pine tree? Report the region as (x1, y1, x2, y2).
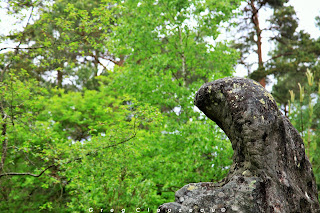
(232, 0, 288, 87)
(267, 6, 320, 112)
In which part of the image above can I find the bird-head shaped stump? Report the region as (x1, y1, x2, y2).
(159, 77, 320, 213)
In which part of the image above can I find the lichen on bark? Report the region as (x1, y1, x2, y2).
(159, 77, 320, 213)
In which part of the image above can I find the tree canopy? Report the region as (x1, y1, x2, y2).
(0, 0, 242, 212)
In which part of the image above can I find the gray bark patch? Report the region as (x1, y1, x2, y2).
(159, 77, 320, 213)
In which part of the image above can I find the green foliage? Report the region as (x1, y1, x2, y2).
(287, 70, 320, 200)
(51, 87, 163, 212)
(0, 70, 57, 212)
(3, 0, 320, 210)
(104, 1, 239, 209)
(0, 73, 163, 212)
(268, 6, 320, 106)
(0, 0, 240, 212)
(2, 0, 118, 89)
(0, 72, 233, 212)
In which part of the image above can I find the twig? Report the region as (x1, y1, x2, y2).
(0, 164, 56, 178)
(0, 6, 35, 81)
(90, 53, 108, 70)
(104, 132, 136, 149)
(0, 46, 45, 52)
(70, 120, 137, 162)
(0, 110, 137, 179)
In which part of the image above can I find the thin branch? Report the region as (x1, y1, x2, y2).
(104, 132, 136, 149)
(0, 46, 45, 52)
(99, 55, 124, 66)
(13, 6, 34, 52)
(257, 0, 268, 12)
(90, 53, 108, 70)
(0, 164, 56, 178)
(0, 6, 35, 81)
(69, 132, 137, 163)
(0, 132, 136, 178)
(71, 119, 137, 163)
(0, 115, 137, 179)
(178, 26, 186, 86)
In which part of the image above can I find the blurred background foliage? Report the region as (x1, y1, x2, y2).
(0, 0, 320, 212)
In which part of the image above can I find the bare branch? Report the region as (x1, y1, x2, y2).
(0, 46, 45, 52)
(0, 6, 35, 81)
(0, 113, 137, 179)
(0, 164, 56, 178)
(0, 132, 137, 179)
(104, 132, 136, 149)
(99, 55, 124, 66)
(90, 53, 108, 70)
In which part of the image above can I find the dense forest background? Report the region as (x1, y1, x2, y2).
(1, 0, 320, 212)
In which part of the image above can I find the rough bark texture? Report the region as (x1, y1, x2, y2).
(159, 77, 320, 213)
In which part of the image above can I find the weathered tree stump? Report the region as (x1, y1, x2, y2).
(159, 77, 320, 213)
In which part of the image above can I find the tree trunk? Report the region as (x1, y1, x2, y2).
(250, 0, 266, 88)
(57, 70, 63, 88)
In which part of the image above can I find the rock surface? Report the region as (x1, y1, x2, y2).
(159, 77, 320, 213)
